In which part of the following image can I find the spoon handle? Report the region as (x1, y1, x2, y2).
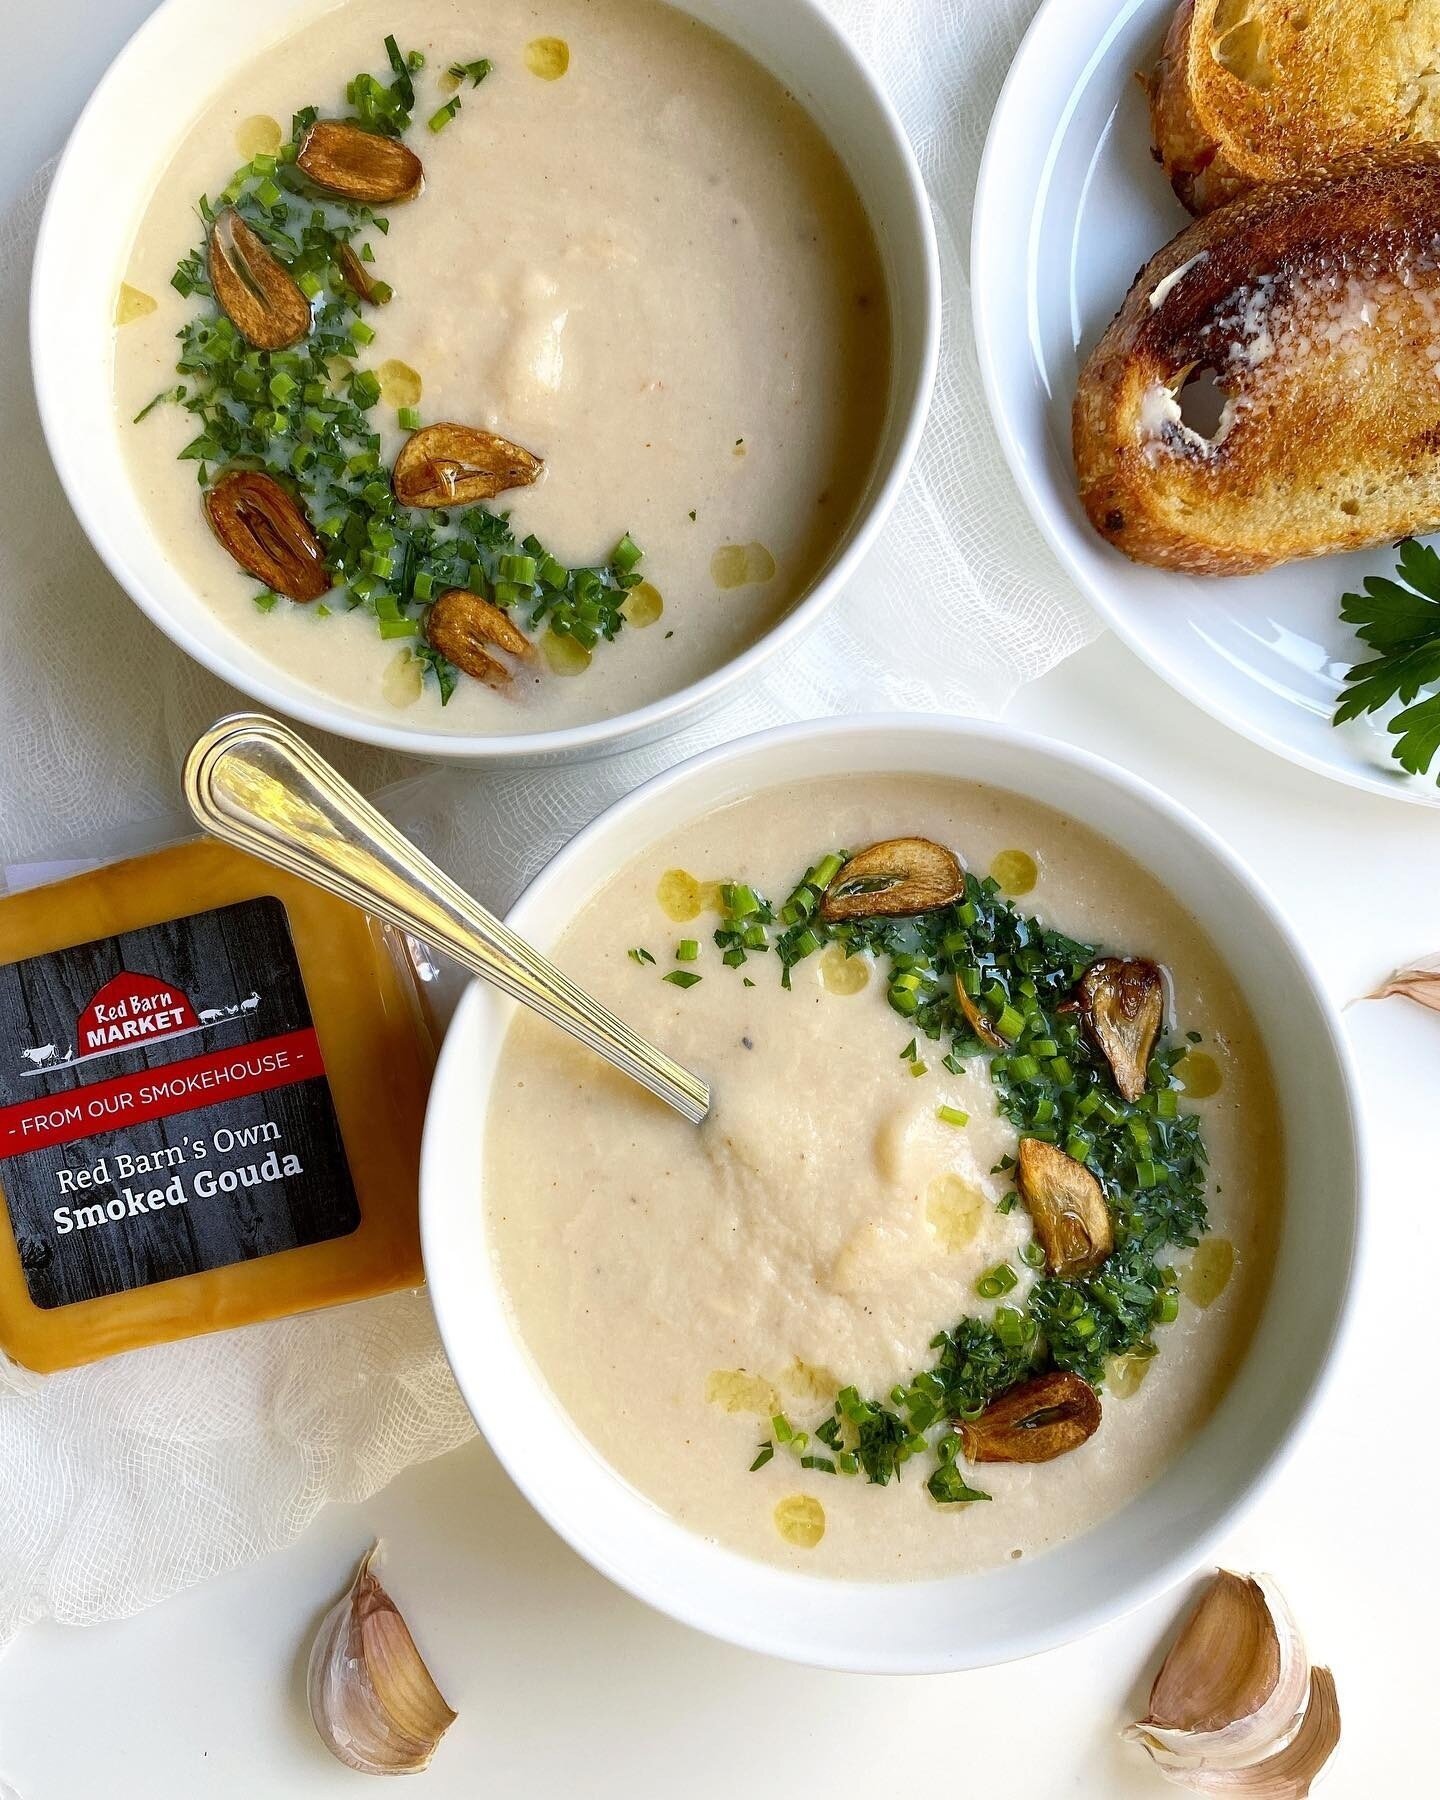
(182, 714, 711, 1125)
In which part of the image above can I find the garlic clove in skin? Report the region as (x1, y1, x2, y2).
(308, 1544, 456, 1775)
(1125, 1571, 1339, 1796)
(1154, 1671, 1341, 1798)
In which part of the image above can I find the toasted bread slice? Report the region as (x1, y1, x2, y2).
(1151, 0, 1440, 213)
(1073, 148, 1440, 575)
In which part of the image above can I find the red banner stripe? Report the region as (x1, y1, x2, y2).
(0, 1029, 327, 1157)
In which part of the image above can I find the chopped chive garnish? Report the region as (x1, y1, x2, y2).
(675, 939, 700, 962)
(976, 1263, 1019, 1301)
(448, 57, 493, 86)
(428, 97, 463, 131)
(663, 970, 702, 989)
(749, 1443, 774, 1472)
(693, 850, 1213, 1499)
(628, 947, 655, 965)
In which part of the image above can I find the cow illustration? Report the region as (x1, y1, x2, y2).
(20, 1044, 58, 1068)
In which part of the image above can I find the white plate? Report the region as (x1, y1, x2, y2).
(972, 0, 1439, 806)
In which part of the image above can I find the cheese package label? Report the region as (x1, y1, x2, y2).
(0, 896, 359, 1308)
(0, 837, 431, 1372)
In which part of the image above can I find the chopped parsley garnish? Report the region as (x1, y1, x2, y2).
(139, 39, 643, 701)
(1335, 537, 1440, 780)
(718, 861, 1206, 1502)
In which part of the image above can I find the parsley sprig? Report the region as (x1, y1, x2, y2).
(139, 39, 642, 701)
(1334, 538, 1440, 779)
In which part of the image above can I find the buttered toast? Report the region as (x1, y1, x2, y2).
(1151, 0, 1440, 214)
(1073, 148, 1440, 575)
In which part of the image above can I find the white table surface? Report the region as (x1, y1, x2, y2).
(1, 5, 1432, 1796)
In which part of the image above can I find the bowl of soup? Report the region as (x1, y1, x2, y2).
(420, 716, 1361, 1670)
(32, 0, 936, 759)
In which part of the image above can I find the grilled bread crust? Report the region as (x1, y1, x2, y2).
(1151, 0, 1440, 214)
(1074, 147, 1440, 575)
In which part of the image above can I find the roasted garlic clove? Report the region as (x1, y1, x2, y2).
(956, 981, 1008, 1050)
(1014, 1137, 1113, 1276)
(207, 209, 312, 351)
(308, 1545, 456, 1776)
(1078, 956, 1164, 1102)
(336, 239, 387, 305)
(955, 1370, 1101, 1463)
(393, 423, 544, 508)
(426, 589, 533, 688)
(1125, 1571, 1338, 1796)
(203, 469, 331, 602)
(817, 838, 964, 922)
(297, 119, 424, 203)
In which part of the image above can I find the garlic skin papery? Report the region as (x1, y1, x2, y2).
(1125, 1571, 1340, 1796)
(1366, 959, 1440, 1012)
(308, 1544, 457, 1776)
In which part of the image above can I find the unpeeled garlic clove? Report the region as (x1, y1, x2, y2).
(1125, 1571, 1338, 1796)
(308, 1544, 456, 1775)
(1152, 1671, 1341, 1798)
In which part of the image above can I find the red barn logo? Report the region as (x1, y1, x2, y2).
(75, 972, 199, 1054)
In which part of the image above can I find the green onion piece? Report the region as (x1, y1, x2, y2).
(749, 1443, 774, 1472)
(675, 939, 699, 962)
(612, 532, 643, 573)
(448, 56, 493, 86)
(663, 970, 701, 990)
(428, 98, 462, 132)
(994, 1004, 1025, 1042)
(936, 1105, 969, 1127)
(397, 405, 421, 430)
(628, 947, 655, 965)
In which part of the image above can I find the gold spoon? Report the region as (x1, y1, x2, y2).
(182, 714, 711, 1124)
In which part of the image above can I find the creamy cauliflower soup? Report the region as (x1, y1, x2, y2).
(484, 776, 1280, 1580)
(115, 0, 890, 733)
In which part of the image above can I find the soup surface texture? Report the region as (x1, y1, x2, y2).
(484, 776, 1281, 1580)
(115, 0, 890, 733)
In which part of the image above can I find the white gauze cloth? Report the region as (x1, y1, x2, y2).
(0, 0, 1089, 1644)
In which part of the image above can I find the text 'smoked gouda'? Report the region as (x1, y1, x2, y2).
(0, 838, 433, 1371)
